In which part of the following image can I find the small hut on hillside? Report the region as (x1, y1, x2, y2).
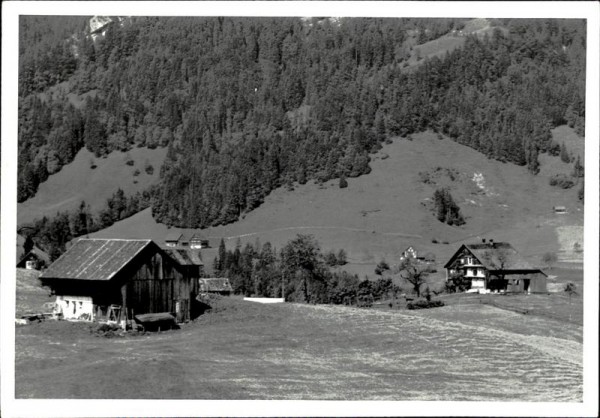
(190, 233, 210, 249)
(17, 248, 51, 270)
(39, 239, 199, 324)
(164, 231, 183, 247)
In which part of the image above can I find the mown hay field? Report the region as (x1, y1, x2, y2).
(16, 298, 582, 401)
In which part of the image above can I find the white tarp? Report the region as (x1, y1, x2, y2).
(243, 297, 285, 304)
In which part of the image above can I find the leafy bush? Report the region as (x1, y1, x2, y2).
(547, 141, 561, 156)
(549, 174, 574, 189)
(339, 174, 348, 189)
(145, 163, 154, 175)
(336, 249, 347, 266)
(133, 169, 141, 177)
(374, 259, 390, 275)
(445, 272, 471, 293)
(324, 251, 338, 266)
(407, 299, 445, 310)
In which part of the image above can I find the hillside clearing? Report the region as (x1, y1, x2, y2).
(15, 298, 582, 401)
(18, 147, 167, 225)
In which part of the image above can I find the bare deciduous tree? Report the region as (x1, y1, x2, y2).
(399, 258, 429, 298)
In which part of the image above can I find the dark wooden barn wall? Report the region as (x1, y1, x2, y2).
(122, 247, 196, 322)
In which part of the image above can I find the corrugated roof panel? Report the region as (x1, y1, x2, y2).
(40, 239, 152, 281)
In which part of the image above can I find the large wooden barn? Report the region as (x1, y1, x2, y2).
(444, 240, 547, 294)
(39, 239, 203, 324)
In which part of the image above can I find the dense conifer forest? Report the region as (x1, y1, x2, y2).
(18, 16, 586, 231)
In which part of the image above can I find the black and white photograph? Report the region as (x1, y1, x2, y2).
(1, 1, 598, 417)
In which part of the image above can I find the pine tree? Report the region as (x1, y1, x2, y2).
(560, 143, 570, 163)
(23, 235, 35, 254)
(572, 155, 584, 178)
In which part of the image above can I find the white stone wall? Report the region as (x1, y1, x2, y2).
(55, 295, 94, 321)
(471, 278, 485, 289)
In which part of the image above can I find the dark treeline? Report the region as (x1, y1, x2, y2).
(213, 234, 398, 304)
(21, 187, 155, 260)
(19, 17, 586, 227)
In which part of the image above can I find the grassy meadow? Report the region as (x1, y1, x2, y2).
(15, 296, 582, 401)
(17, 146, 167, 225)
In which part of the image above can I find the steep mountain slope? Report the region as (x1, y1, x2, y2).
(18, 16, 586, 229)
(17, 146, 166, 225)
(91, 129, 583, 276)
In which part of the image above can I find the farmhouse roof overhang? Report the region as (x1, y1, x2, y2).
(40, 239, 153, 281)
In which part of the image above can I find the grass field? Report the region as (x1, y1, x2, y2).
(15, 296, 583, 401)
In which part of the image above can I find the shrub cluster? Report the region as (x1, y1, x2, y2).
(445, 273, 471, 293)
(433, 188, 465, 226)
(549, 174, 574, 189)
(407, 299, 445, 310)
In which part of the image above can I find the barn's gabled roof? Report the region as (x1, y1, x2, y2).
(40, 239, 153, 281)
(444, 242, 544, 273)
(162, 248, 203, 265)
(199, 278, 233, 292)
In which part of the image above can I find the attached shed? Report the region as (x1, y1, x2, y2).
(198, 278, 233, 296)
(39, 239, 198, 324)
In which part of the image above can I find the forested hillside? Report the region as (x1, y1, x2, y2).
(18, 16, 586, 230)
